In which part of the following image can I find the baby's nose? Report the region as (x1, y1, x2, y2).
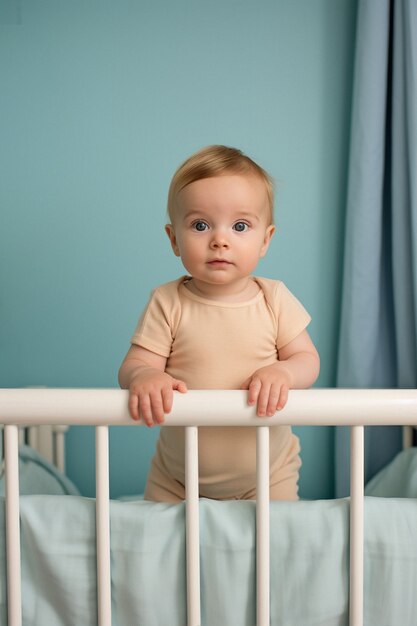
(210, 229, 229, 248)
(210, 236, 229, 248)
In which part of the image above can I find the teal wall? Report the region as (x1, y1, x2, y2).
(0, 0, 357, 499)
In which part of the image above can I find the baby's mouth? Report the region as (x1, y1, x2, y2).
(208, 259, 232, 265)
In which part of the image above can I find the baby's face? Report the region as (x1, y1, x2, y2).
(165, 174, 275, 296)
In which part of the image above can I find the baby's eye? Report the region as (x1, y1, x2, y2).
(233, 221, 249, 232)
(192, 221, 209, 232)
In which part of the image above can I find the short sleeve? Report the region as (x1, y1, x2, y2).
(130, 284, 180, 358)
(275, 281, 312, 349)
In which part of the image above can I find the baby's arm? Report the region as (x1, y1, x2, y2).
(118, 345, 187, 426)
(241, 329, 320, 417)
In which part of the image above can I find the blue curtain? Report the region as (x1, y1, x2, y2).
(336, 0, 417, 497)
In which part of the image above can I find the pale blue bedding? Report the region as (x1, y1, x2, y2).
(0, 496, 416, 625)
(365, 448, 417, 498)
(0, 449, 416, 625)
(0, 445, 80, 497)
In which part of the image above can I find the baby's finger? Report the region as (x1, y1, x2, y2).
(128, 392, 140, 421)
(138, 395, 155, 427)
(161, 386, 173, 418)
(265, 385, 281, 416)
(247, 378, 262, 406)
(173, 378, 188, 394)
(149, 391, 165, 425)
(276, 385, 289, 411)
(256, 384, 272, 417)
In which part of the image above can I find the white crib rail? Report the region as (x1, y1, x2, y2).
(1, 388, 417, 626)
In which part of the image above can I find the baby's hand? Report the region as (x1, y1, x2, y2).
(241, 364, 292, 417)
(129, 369, 187, 426)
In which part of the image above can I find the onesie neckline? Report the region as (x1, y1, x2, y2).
(178, 276, 265, 308)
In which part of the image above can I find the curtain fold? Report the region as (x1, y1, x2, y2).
(336, 0, 417, 497)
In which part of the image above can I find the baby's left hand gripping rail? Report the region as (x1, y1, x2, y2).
(1, 388, 417, 626)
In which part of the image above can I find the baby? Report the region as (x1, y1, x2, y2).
(119, 145, 320, 502)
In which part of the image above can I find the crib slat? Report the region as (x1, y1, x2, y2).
(18, 427, 25, 447)
(96, 426, 112, 626)
(185, 426, 201, 626)
(256, 426, 270, 626)
(402, 425, 414, 449)
(5, 425, 22, 626)
(54, 425, 68, 473)
(349, 425, 364, 626)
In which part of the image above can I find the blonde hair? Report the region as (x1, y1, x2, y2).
(167, 145, 274, 224)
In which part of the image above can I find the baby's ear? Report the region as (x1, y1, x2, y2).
(165, 224, 181, 257)
(260, 224, 275, 257)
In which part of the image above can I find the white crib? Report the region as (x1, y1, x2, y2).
(1, 387, 417, 626)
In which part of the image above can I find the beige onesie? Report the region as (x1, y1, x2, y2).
(131, 276, 311, 502)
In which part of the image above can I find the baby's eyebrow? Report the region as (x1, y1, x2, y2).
(183, 210, 206, 219)
(181, 209, 261, 223)
(236, 212, 260, 222)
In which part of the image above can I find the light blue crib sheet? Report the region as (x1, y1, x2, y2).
(0, 496, 417, 626)
(0, 445, 80, 497)
(365, 448, 417, 498)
